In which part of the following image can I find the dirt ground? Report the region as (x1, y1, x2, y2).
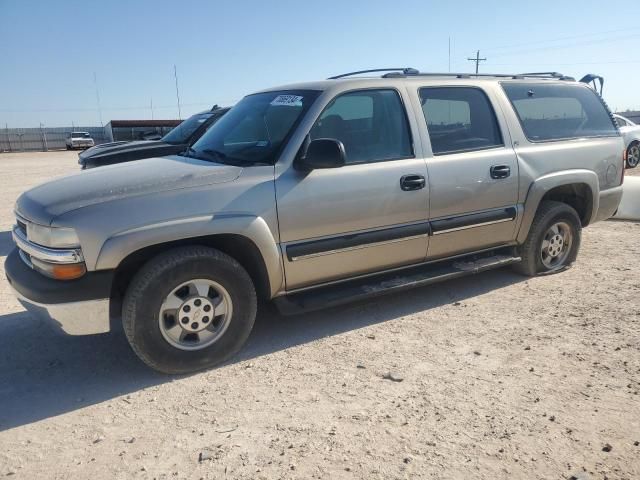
(0, 151, 638, 480)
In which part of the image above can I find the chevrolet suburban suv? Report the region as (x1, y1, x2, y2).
(6, 69, 625, 374)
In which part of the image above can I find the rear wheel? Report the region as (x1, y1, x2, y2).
(122, 246, 257, 374)
(513, 201, 581, 276)
(627, 142, 640, 168)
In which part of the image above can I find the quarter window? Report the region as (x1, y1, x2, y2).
(502, 83, 618, 141)
(419, 87, 503, 155)
(309, 89, 413, 164)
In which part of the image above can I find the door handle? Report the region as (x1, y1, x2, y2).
(400, 174, 426, 191)
(490, 165, 511, 179)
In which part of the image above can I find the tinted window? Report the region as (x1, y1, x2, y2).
(419, 87, 503, 155)
(162, 113, 213, 144)
(310, 89, 412, 164)
(615, 116, 628, 128)
(502, 83, 618, 141)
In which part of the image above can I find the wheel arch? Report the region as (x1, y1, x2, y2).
(98, 215, 284, 302)
(517, 170, 598, 243)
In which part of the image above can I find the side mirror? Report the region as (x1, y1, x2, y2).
(297, 138, 346, 170)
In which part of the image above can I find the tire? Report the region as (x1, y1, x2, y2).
(122, 246, 257, 374)
(513, 201, 581, 277)
(66, 145, 71, 150)
(626, 142, 640, 169)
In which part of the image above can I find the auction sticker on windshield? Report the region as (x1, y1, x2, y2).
(270, 95, 303, 107)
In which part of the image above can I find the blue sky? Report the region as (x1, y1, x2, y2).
(1, 0, 639, 127)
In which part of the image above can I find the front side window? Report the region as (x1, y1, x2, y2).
(502, 83, 618, 142)
(162, 113, 213, 144)
(419, 87, 503, 155)
(615, 116, 629, 128)
(190, 90, 319, 166)
(309, 89, 413, 164)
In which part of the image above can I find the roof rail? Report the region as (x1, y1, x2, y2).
(328, 68, 419, 79)
(329, 69, 575, 81)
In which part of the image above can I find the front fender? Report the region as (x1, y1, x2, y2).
(95, 214, 284, 297)
(516, 169, 599, 243)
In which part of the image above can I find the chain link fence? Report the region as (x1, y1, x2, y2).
(0, 126, 108, 152)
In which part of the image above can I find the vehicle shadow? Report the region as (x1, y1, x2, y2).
(0, 230, 14, 256)
(0, 268, 525, 431)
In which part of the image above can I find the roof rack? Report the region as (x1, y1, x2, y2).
(328, 68, 575, 82)
(328, 68, 419, 79)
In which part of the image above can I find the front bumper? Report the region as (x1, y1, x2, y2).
(4, 249, 114, 335)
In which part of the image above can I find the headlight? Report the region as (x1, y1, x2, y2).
(27, 224, 80, 248)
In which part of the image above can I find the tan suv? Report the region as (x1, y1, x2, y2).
(6, 69, 624, 373)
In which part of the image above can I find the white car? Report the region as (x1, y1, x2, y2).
(65, 131, 95, 150)
(613, 114, 640, 168)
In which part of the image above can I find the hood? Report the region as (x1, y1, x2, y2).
(17, 155, 242, 225)
(79, 140, 172, 160)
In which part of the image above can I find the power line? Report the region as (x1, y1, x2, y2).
(481, 26, 639, 52)
(467, 50, 486, 74)
(488, 33, 640, 58)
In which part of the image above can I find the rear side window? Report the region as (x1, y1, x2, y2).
(419, 87, 503, 155)
(502, 83, 618, 142)
(310, 89, 413, 164)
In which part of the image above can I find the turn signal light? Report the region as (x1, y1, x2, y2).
(31, 258, 87, 280)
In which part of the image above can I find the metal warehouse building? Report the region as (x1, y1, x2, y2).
(105, 119, 182, 142)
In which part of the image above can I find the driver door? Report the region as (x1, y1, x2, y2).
(275, 88, 430, 290)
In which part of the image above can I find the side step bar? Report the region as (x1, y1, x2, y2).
(274, 248, 521, 315)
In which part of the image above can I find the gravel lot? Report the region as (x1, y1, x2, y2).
(0, 151, 638, 480)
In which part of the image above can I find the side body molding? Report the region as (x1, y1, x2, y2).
(516, 169, 599, 243)
(95, 214, 285, 297)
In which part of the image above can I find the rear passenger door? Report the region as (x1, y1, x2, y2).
(276, 88, 430, 290)
(417, 86, 519, 259)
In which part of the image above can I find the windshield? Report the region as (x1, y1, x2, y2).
(188, 90, 319, 166)
(72, 132, 91, 138)
(162, 112, 214, 144)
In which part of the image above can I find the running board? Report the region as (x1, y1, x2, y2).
(274, 248, 521, 315)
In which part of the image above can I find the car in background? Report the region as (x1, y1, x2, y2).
(613, 114, 640, 168)
(78, 106, 230, 169)
(65, 132, 95, 150)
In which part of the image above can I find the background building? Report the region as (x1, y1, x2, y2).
(104, 119, 182, 142)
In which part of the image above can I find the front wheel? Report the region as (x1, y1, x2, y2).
(627, 142, 640, 168)
(513, 201, 582, 276)
(122, 246, 257, 374)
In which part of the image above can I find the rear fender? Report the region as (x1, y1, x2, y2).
(517, 170, 599, 243)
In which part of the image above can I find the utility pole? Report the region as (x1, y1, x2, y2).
(150, 97, 155, 120)
(448, 37, 451, 72)
(467, 50, 487, 75)
(174, 65, 182, 120)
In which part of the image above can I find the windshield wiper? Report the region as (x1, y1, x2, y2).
(200, 148, 269, 166)
(179, 146, 198, 158)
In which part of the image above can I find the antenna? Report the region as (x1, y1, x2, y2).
(93, 72, 103, 127)
(448, 37, 451, 72)
(174, 65, 182, 120)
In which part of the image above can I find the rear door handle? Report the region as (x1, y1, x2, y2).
(490, 165, 511, 179)
(400, 174, 426, 191)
